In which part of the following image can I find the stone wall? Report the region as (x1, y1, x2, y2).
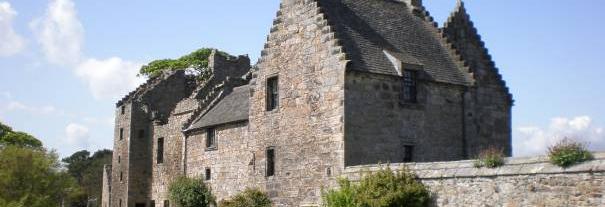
(344, 153, 605, 207)
(247, 0, 348, 205)
(185, 122, 253, 201)
(101, 165, 111, 207)
(345, 71, 468, 165)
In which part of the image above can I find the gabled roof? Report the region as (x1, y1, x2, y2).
(187, 85, 249, 131)
(318, 0, 471, 85)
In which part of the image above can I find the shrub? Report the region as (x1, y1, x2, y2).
(322, 167, 430, 207)
(219, 188, 271, 207)
(168, 176, 215, 207)
(474, 147, 505, 168)
(548, 138, 593, 168)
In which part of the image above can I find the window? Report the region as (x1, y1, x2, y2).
(120, 171, 123, 182)
(157, 138, 164, 164)
(205, 168, 211, 181)
(138, 129, 145, 139)
(206, 128, 216, 149)
(150, 200, 155, 207)
(266, 148, 275, 177)
(119, 199, 122, 207)
(266, 76, 279, 111)
(402, 70, 417, 103)
(118, 156, 121, 163)
(135, 203, 146, 207)
(163, 200, 169, 207)
(121, 105, 125, 115)
(403, 145, 414, 162)
(119, 128, 124, 140)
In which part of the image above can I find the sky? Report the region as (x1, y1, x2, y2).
(0, 0, 603, 158)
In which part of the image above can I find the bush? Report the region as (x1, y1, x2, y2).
(168, 176, 215, 207)
(219, 188, 271, 207)
(548, 138, 593, 168)
(322, 167, 430, 207)
(474, 147, 505, 168)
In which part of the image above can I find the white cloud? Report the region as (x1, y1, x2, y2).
(65, 123, 90, 148)
(76, 57, 145, 100)
(0, 2, 25, 57)
(2, 100, 61, 115)
(515, 116, 605, 157)
(30, 0, 146, 100)
(30, 0, 83, 65)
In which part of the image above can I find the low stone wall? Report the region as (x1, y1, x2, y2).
(344, 153, 605, 207)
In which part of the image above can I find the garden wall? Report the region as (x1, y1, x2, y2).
(344, 152, 605, 207)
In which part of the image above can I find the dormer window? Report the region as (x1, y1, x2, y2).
(402, 70, 417, 103)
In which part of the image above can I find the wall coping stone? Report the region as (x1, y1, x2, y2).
(344, 152, 605, 179)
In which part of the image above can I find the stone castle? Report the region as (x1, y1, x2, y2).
(102, 0, 513, 206)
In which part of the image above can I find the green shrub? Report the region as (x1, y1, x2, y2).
(219, 188, 271, 207)
(322, 167, 430, 207)
(474, 147, 505, 168)
(548, 138, 593, 168)
(168, 176, 215, 207)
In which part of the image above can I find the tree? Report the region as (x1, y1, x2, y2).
(63, 149, 113, 207)
(219, 188, 272, 207)
(139, 48, 230, 79)
(0, 146, 80, 207)
(0, 122, 42, 149)
(168, 176, 215, 207)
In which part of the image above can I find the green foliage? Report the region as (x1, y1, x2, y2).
(219, 188, 272, 207)
(548, 138, 594, 168)
(0, 122, 42, 149)
(0, 146, 81, 207)
(169, 176, 215, 207)
(139, 48, 230, 79)
(322, 167, 430, 207)
(474, 147, 505, 168)
(62, 149, 113, 207)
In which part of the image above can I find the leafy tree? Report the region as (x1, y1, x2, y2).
(63, 149, 112, 207)
(323, 167, 430, 207)
(0, 122, 42, 149)
(0, 146, 80, 207)
(139, 48, 230, 79)
(169, 176, 215, 207)
(219, 188, 272, 207)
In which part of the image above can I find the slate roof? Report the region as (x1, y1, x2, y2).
(188, 85, 249, 130)
(319, 0, 471, 85)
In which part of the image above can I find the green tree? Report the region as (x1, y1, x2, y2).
(0, 122, 42, 149)
(323, 167, 430, 207)
(219, 188, 272, 207)
(0, 146, 80, 207)
(63, 149, 113, 207)
(168, 176, 215, 207)
(139, 48, 230, 79)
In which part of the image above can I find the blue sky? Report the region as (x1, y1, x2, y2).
(0, 0, 603, 158)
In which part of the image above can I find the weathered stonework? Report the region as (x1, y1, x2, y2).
(344, 153, 605, 207)
(103, 0, 520, 206)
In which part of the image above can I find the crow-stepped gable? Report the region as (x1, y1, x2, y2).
(102, 1, 513, 206)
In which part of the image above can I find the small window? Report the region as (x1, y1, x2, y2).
(266, 147, 275, 177)
(205, 168, 211, 181)
(163, 200, 169, 207)
(402, 70, 417, 103)
(119, 128, 124, 140)
(403, 145, 414, 162)
(157, 138, 164, 164)
(135, 203, 146, 207)
(138, 129, 145, 139)
(206, 128, 216, 149)
(121, 105, 125, 115)
(118, 156, 121, 163)
(266, 76, 279, 111)
(119, 199, 122, 207)
(120, 171, 123, 182)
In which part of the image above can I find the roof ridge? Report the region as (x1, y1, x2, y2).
(442, 2, 513, 101)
